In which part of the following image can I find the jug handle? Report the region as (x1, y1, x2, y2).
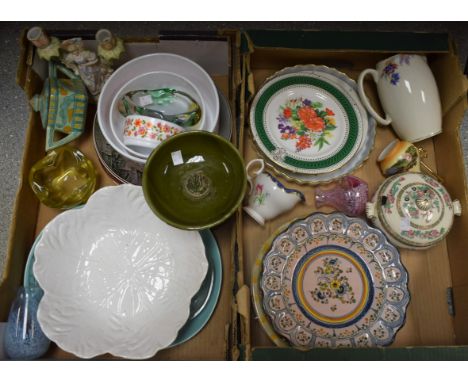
(358, 68, 393, 126)
(245, 159, 264, 194)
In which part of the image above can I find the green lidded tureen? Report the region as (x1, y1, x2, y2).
(366, 172, 462, 250)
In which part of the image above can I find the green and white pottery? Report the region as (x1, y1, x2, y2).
(30, 62, 88, 151)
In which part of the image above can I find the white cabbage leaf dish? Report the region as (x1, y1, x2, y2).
(33, 184, 208, 359)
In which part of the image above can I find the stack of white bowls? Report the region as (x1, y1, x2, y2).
(98, 53, 220, 165)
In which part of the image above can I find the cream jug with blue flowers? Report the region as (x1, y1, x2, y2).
(358, 54, 442, 143)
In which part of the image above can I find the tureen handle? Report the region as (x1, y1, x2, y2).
(452, 200, 462, 216)
(366, 202, 378, 219)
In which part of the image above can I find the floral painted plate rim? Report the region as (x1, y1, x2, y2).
(251, 65, 376, 185)
(254, 212, 410, 349)
(250, 73, 363, 174)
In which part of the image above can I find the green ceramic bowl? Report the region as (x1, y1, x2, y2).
(143, 131, 247, 230)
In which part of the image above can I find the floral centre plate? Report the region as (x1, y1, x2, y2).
(257, 65, 375, 185)
(290, 243, 373, 328)
(250, 74, 363, 174)
(259, 212, 409, 348)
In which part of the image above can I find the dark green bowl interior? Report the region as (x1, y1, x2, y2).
(143, 131, 246, 229)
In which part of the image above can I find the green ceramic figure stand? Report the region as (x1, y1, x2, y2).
(30, 62, 88, 151)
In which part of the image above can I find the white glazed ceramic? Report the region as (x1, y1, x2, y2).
(358, 54, 442, 143)
(243, 159, 305, 225)
(33, 184, 208, 359)
(123, 114, 184, 158)
(257, 65, 376, 185)
(98, 53, 219, 164)
(109, 70, 207, 161)
(366, 172, 462, 249)
(250, 72, 364, 175)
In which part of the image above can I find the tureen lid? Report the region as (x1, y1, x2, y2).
(376, 172, 456, 248)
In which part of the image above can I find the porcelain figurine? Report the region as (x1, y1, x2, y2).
(366, 172, 461, 249)
(61, 37, 113, 98)
(243, 159, 305, 225)
(30, 61, 88, 151)
(315, 175, 368, 216)
(96, 29, 125, 65)
(358, 54, 442, 142)
(26, 26, 61, 61)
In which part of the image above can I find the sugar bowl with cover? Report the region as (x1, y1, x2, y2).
(366, 172, 461, 250)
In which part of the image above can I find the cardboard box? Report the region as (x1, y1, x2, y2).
(2, 29, 468, 360)
(236, 30, 468, 360)
(0, 30, 244, 360)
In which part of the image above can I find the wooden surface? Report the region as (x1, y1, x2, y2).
(243, 59, 457, 349)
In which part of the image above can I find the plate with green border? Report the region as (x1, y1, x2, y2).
(25, 229, 222, 349)
(250, 73, 363, 175)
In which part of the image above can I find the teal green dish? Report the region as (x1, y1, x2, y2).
(24, 229, 222, 348)
(143, 131, 247, 230)
(171, 229, 222, 347)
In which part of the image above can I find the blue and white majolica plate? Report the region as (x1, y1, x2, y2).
(259, 212, 409, 348)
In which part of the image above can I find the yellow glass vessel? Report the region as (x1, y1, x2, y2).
(29, 146, 96, 209)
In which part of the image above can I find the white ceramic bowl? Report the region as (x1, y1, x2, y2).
(33, 185, 208, 359)
(109, 71, 207, 160)
(98, 53, 220, 164)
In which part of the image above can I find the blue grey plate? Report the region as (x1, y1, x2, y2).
(24, 229, 222, 349)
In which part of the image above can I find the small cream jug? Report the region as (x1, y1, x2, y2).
(358, 54, 442, 143)
(243, 159, 305, 226)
